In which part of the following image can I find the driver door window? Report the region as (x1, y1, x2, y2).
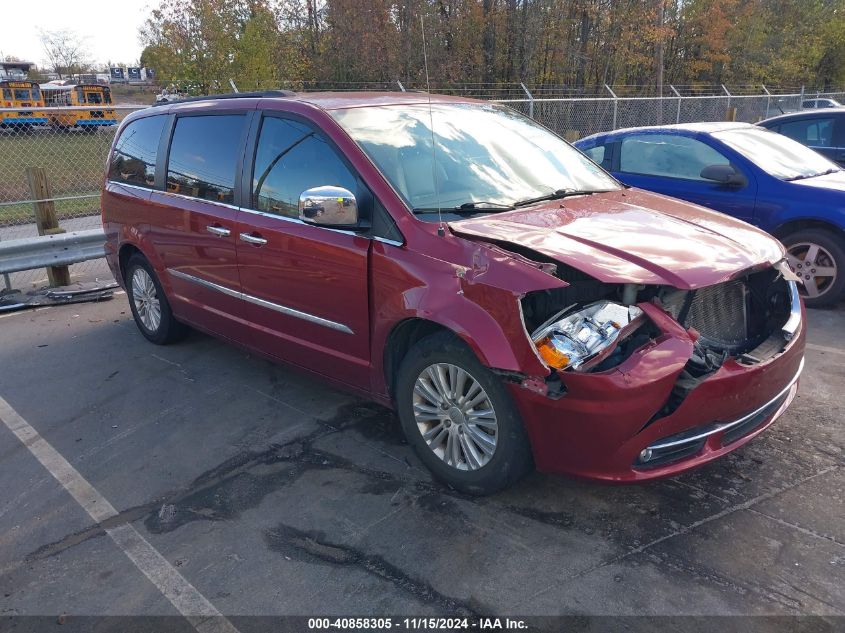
(620, 134, 730, 181)
(252, 117, 357, 218)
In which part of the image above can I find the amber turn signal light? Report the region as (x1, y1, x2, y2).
(536, 336, 571, 369)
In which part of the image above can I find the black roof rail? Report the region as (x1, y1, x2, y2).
(152, 90, 296, 107)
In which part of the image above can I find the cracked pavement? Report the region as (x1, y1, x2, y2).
(0, 294, 842, 622)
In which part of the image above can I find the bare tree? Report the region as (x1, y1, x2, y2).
(38, 29, 90, 79)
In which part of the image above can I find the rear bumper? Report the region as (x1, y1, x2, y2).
(510, 301, 806, 482)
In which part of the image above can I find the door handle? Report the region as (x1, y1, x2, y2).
(206, 225, 230, 237)
(239, 232, 268, 246)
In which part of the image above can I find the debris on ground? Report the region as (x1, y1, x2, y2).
(0, 281, 118, 313)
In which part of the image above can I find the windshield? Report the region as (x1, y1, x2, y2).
(713, 127, 838, 181)
(331, 103, 619, 214)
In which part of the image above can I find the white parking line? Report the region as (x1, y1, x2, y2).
(0, 395, 240, 633)
(806, 343, 845, 357)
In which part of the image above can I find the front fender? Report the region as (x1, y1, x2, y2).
(370, 237, 566, 396)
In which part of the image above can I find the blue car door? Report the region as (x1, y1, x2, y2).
(609, 132, 758, 224)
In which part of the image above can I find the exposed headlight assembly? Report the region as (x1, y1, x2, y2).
(531, 301, 644, 371)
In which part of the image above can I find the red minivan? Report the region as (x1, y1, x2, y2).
(102, 91, 805, 493)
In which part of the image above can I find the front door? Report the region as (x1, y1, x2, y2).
(236, 114, 371, 389)
(612, 132, 758, 223)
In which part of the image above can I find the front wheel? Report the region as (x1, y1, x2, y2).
(783, 228, 845, 308)
(395, 332, 533, 494)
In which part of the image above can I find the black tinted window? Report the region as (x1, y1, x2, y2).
(779, 118, 834, 147)
(109, 115, 166, 187)
(167, 115, 245, 204)
(253, 116, 356, 218)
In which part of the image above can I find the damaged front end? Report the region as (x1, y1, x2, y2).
(511, 259, 804, 480)
(520, 263, 801, 382)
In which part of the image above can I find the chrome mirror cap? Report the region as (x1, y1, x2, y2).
(298, 186, 358, 227)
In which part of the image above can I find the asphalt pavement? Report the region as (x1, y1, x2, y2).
(0, 292, 842, 630)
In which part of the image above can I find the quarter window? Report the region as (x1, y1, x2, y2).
(583, 145, 605, 164)
(778, 118, 834, 147)
(620, 134, 730, 181)
(108, 115, 167, 188)
(166, 115, 245, 204)
(252, 116, 357, 218)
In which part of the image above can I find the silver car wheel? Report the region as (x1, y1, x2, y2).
(131, 268, 162, 332)
(412, 363, 498, 471)
(786, 242, 838, 299)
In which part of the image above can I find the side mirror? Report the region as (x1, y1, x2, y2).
(298, 186, 359, 227)
(700, 164, 747, 187)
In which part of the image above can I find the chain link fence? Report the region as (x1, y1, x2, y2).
(499, 91, 845, 140)
(0, 106, 143, 289)
(2, 87, 843, 289)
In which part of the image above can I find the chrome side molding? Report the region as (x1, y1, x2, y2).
(167, 268, 354, 334)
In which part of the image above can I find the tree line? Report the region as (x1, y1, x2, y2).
(139, 0, 845, 94)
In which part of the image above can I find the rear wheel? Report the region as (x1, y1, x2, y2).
(395, 332, 533, 494)
(125, 254, 187, 344)
(783, 228, 845, 308)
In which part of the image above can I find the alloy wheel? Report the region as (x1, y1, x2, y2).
(412, 363, 498, 471)
(131, 268, 162, 332)
(786, 242, 838, 300)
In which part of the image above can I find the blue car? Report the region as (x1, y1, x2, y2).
(575, 122, 845, 306)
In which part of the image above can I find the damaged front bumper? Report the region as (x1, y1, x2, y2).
(507, 291, 806, 482)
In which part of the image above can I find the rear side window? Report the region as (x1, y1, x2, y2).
(778, 118, 834, 147)
(109, 115, 167, 188)
(620, 134, 730, 180)
(166, 115, 245, 204)
(252, 116, 357, 218)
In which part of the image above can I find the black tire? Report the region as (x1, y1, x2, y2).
(395, 331, 533, 495)
(783, 228, 845, 308)
(125, 253, 188, 344)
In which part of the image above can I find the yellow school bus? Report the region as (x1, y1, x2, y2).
(0, 80, 48, 127)
(40, 83, 117, 128)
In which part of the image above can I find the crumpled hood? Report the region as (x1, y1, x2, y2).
(449, 188, 784, 288)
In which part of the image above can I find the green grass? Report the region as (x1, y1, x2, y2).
(0, 128, 112, 227)
(0, 195, 100, 226)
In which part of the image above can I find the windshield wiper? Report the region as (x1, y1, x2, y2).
(785, 168, 839, 182)
(513, 188, 608, 207)
(412, 201, 514, 214)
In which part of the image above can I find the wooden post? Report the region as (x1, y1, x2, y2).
(725, 106, 737, 122)
(26, 167, 71, 287)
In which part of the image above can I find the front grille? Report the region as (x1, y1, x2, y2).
(663, 279, 749, 351)
(686, 280, 747, 349)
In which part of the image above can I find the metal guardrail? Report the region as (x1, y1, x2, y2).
(0, 229, 106, 275)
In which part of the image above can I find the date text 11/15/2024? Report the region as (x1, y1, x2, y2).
(307, 617, 529, 630)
